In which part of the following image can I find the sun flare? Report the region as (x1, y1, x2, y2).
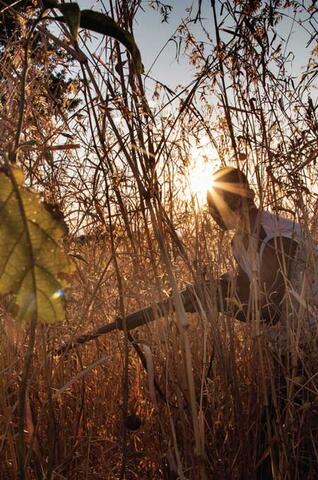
(185, 136, 220, 205)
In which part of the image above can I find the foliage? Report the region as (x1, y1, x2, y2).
(0, 0, 318, 479)
(0, 0, 80, 114)
(44, 0, 144, 72)
(0, 0, 33, 47)
(0, 167, 73, 324)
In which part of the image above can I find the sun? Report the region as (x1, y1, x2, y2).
(185, 136, 220, 205)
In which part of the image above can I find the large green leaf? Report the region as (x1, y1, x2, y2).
(42, 0, 144, 73)
(80, 10, 144, 74)
(0, 168, 74, 324)
(58, 3, 81, 40)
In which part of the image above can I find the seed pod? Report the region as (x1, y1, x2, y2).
(125, 414, 142, 431)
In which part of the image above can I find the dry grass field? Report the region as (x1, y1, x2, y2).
(0, 1, 318, 478)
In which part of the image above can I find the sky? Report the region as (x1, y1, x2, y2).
(71, 0, 318, 104)
(66, 1, 317, 203)
(75, 1, 203, 90)
(134, 1, 202, 89)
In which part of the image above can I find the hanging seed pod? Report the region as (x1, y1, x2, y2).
(125, 414, 142, 431)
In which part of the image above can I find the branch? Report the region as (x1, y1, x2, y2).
(56, 297, 173, 355)
(55, 284, 211, 356)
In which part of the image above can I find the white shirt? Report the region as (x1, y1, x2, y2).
(231, 210, 318, 351)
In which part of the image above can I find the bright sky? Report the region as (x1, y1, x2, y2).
(75, 1, 315, 90)
(71, 1, 316, 204)
(183, 135, 221, 204)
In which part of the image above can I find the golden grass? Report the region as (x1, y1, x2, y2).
(1, 1, 318, 478)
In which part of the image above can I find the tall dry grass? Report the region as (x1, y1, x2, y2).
(0, 0, 318, 478)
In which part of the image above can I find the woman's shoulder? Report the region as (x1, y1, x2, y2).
(260, 209, 303, 240)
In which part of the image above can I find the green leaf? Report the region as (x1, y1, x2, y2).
(58, 3, 81, 40)
(44, 2, 143, 72)
(0, 169, 74, 324)
(80, 10, 144, 73)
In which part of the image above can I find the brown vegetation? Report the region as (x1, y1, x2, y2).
(0, 0, 318, 478)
